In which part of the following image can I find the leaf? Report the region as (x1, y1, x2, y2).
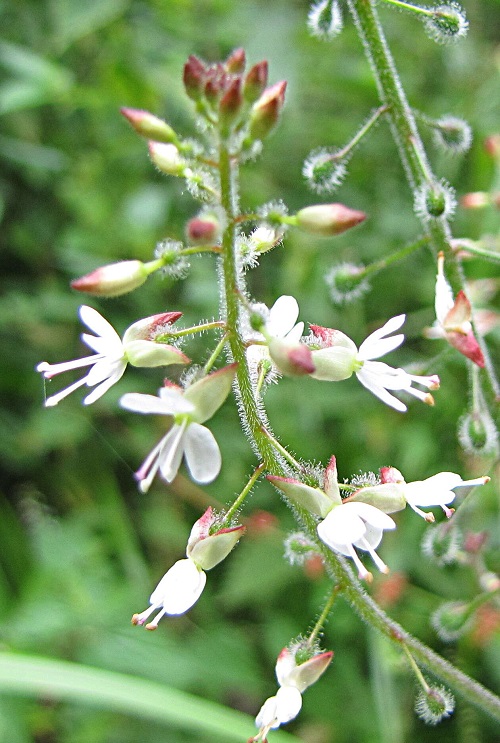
(0, 652, 300, 743)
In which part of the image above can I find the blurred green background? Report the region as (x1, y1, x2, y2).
(1, 0, 499, 741)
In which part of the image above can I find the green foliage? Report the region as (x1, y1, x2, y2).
(1, 0, 499, 741)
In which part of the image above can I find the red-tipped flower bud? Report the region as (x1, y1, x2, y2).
(71, 260, 149, 297)
(249, 81, 287, 141)
(225, 47, 246, 74)
(219, 77, 243, 130)
(183, 55, 206, 101)
(460, 192, 491, 209)
(186, 215, 221, 245)
(295, 203, 366, 236)
(120, 108, 177, 144)
(148, 141, 185, 176)
(243, 60, 268, 102)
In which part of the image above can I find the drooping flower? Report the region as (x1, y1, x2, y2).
(251, 646, 333, 741)
(132, 507, 244, 629)
(377, 466, 490, 522)
(317, 501, 396, 582)
(309, 314, 440, 412)
(120, 365, 236, 491)
(246, 295, 313, 381)
(37, 306, 188, 407)
(424, 252, 485, 367)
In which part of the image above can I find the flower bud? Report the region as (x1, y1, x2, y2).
(71, 260, 149, 297)
(295, 203, 366, 236)
(283, 532, 319, 566)
(148, 142, 186, 176)
(423, 3, 468, 45)
(183, 55, 206, 101)
(431, 600, 475, 641)
(325, 262, 370, 305)
(120, 108, 177, 144)
(484, 134, 500, 159)
(186, 214, 222, 245)
(219, 77, 243, 132)
(268, 475, 339, 518)
(303, 147, 348, 194)
(225, 47, 246, 74)
(307, 0, 343, 41)
(460, 192, 491, 209)
(122, 311, 191, 368)
(415, 685, 455, 725)
(432, 115, 472, 154)
(414, 180, 456, 222)
(421, 521, 462, 566)
(268, 337, 315, 377)
(249, 81, 287, 141)
(186, 507, 245, 570)
(123, 311, 182, 343)
(243, 61, 268, 103)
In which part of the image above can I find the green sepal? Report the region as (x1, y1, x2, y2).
(184, 364, 237, 423)
(268, 475, 335, 518)
(343, 482, 406, 514)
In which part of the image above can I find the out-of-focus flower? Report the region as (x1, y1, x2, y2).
(309, 314, 440, 412)
(37, 306, 188, 407)
(120, 365, 236, 491)
(424, 252, 485, 367)
(251, 646, 333, 741)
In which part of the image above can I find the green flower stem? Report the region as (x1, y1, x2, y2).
(260, 426, 304, 472)
(346, 0, 499, 421)
(180, 245, 223, 255)
(336, 104, 389, 159)
(380, 0, 434, 18)
(359, 235, 428, 278)
(453, 239, 500, 264)
(159, 320, 226, 341)
(223, 463, 266, 525)
(218, 108, 500, 722)
(218, 138, 285, 473)
(307, 586, 339, 648)
(402, 645, 432, 692)
(202, 331, 231, 374)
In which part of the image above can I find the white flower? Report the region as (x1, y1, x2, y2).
(132, 558, 206, 629)
(310, 314, 440, 412)
(424, 252, 485, 367)
(251, 647, 332, 741)
(317, 501, 396, 581)
(403, 471, 490, 522)
(120, 365, 236, 491)
(246, 295, 305, 381)
(37, 306, 188, 407)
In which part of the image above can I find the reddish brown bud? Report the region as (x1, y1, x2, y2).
(295, 203, 366, 237)
(183, 55, 206, 100)
(460, 192, 490, 209)
(249, 81, 287, 140)
(71, 260, 149, 297)
(120, 108, 177, 144)
(186, 216, 221, 245)
(219, 78, 243, 129)
(484, 134, 500, 159)
(225, 47, 246, 74)
(243, 60, 268, 103)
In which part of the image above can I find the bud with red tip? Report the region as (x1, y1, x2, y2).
(186, 211, 222, 245)
(243, 61, 268, 103)
(71, 260, 150, 297)
(225, 47, 246, 74)
(295, 203, 366, 236)
(183, 55, 206, 101)
(120, 107, 177, 144)
(219, 77, 243, 133)
(249, 81, 287, 141)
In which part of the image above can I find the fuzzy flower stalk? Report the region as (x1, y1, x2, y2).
(132, 507, 244, 628)
(37, 306, 189, 407)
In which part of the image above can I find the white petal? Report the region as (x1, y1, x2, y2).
(83, 362, 127, 405)
(79, 306, 121, 343)
(358, 333, 404, 361)
(285, 322, 304, 343)
(357, 315, 405, 360)
(37, 355, 101, 377)
(404, 473, 461, 507)
(353, 523, 383, 552)
(356, 368, 408, 412)
(85, 357, 126, 386)
(150, 559, 206, 615)
(274, 686, 302, 725)
(317, 506, 365, 550)
(44, 376, 88, 407)
(183, 422, 221, 484)
(159, 386, 196, 413)
(267, 296, 300, 338)
(435, 272, 454, 324)
(120, 391, 192, 416)
(347, 501, 396, 530)
(158, 423, 188, 483)
(81, 332, 123, 357)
